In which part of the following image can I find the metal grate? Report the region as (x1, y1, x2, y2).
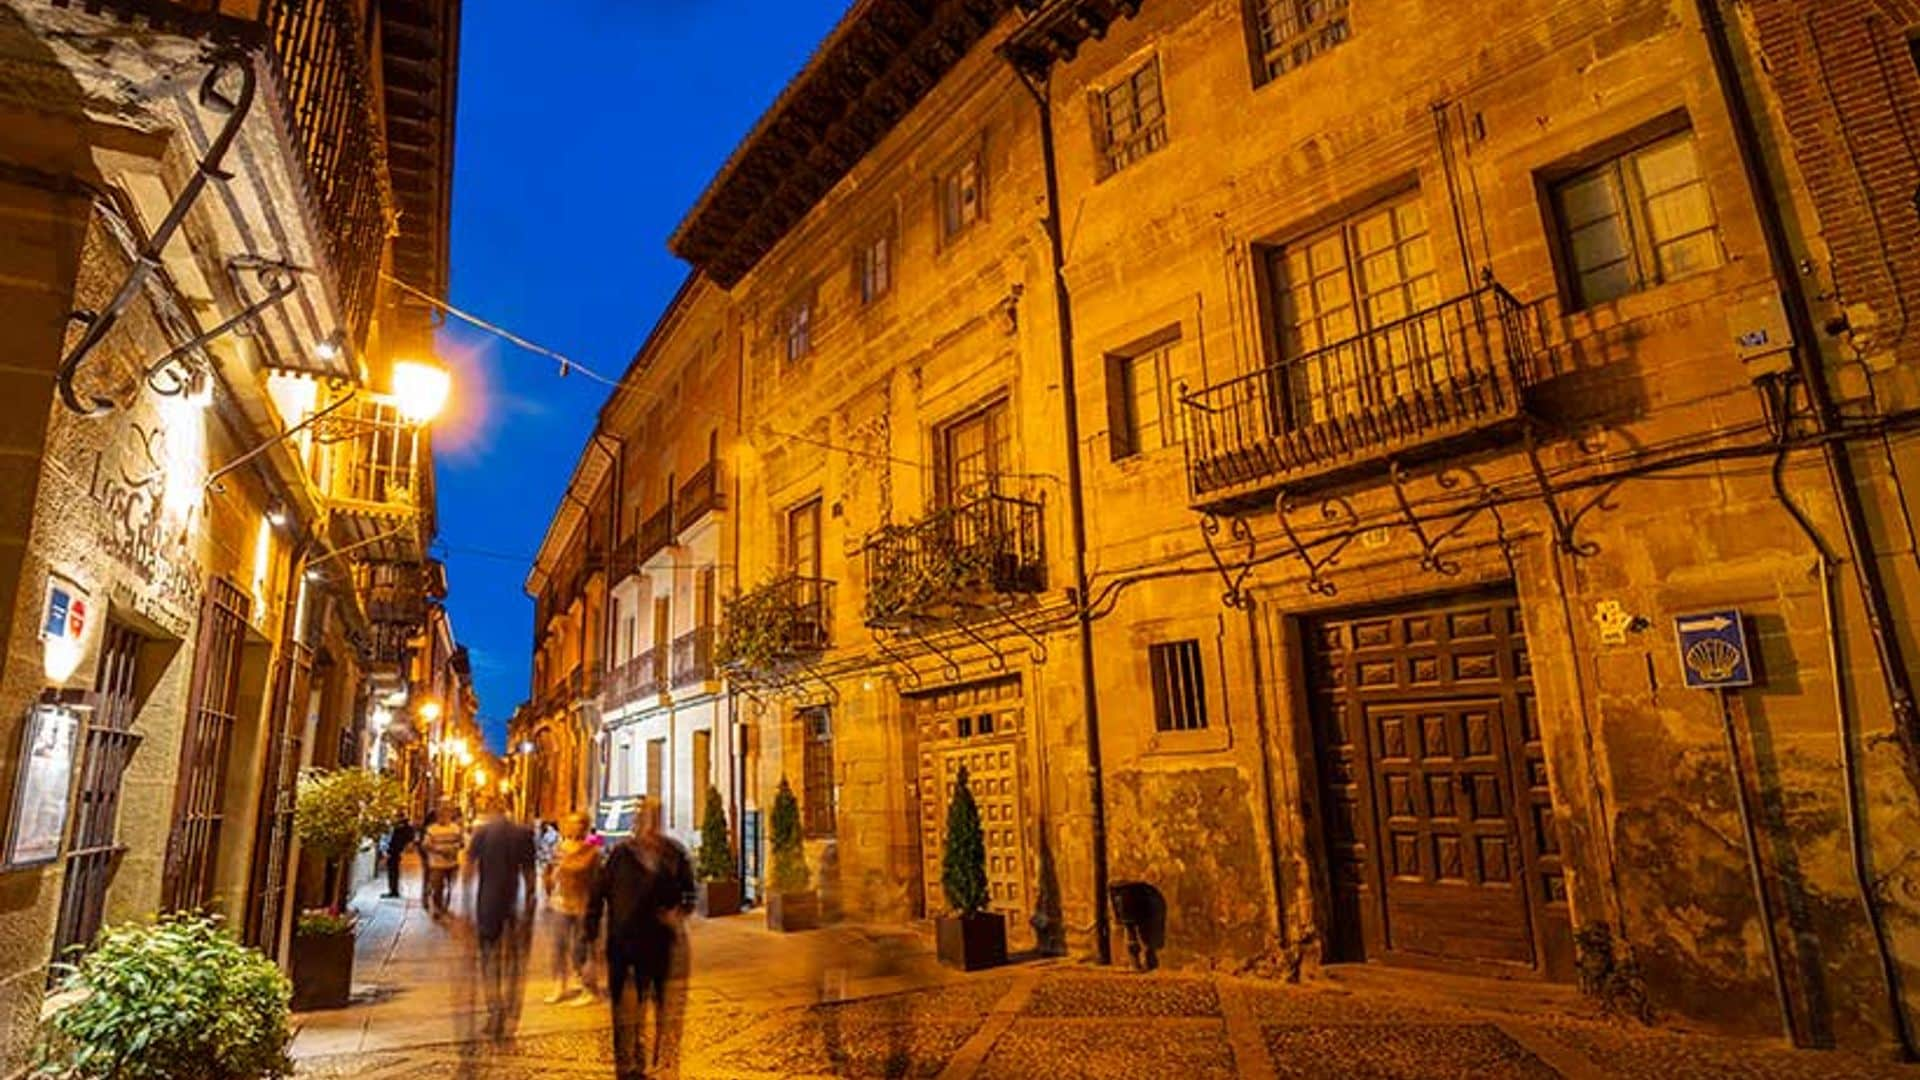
(245, 642, 310, 958)
(163, 578, 252, 912)
(50, 622, 148, 975)
(1149, 639, 1209, 732)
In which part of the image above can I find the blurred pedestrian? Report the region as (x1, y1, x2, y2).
(467, 797, 538, 1042)
(543, 811, 602, 1005)
(587, 797, 693, 1080)
(423, 804, 464, 918)
(382, 814, 417, 899)
(537, 819, 560, 869)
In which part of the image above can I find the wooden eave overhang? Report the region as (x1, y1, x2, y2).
(379, 0, 461, 324)
(999, 0, 1143, 78)
(669, 0, 1012, 288)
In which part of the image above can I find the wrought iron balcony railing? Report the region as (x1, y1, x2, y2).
(678, 460, 724, 529)
(670, 627, 717, 689)
(637, 501, 675, 566)
(719, 576, 834, 677)
(322, 395, 425, 513)
(605, 650, 666, 712)
(355, 561, 427, 625)
(1182, 281, 1538, 509)
(863, 493, 1046, 629)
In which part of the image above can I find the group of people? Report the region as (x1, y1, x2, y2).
(379, 798, 696, 1079)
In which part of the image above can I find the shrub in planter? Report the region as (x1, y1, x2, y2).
(291, 767, 402, 1008)
(36, 913, 293, 1080)
(937, 765, 1006, 971)
(765, 778, 816, 932)
(695, 786, 741, 917)
(289, 910, 357, 1012)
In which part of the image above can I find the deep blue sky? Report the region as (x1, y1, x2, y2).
(434, 0, 847, 750)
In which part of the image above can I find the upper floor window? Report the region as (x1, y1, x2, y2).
(1106, 329, 1183, 460)
(800, 706, 836, 836)
(1149, 639, 1209, 731)
(938, 399, 1011, 504)
(1551, 128, 1722, 309)
(787, 498, 822, 579)
(1098, 57, 1168, 177)
(857, 231, 892, 304)
(1247, 0, 1351, 84)
(939, 150, 984, 241)
(781, 294, 813, 363)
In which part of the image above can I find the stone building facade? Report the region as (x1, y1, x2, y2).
(0, 0, 459, 1071)
(520, 0, 1920, 1053)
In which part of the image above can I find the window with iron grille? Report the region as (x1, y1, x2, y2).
(1246, 0, 1351, 84)
(1106, 330, 1183, 459)
(800, 707, 836, 836)
(1149, 639, 1209, 732)
(1551, 128, 1722, 310)
(782, 294, 813, 363)
(1098, 57, 1168, 177)
(939, 150, 984, 241)
(857, 231, 892, 304)
(163, 577, 252, 912)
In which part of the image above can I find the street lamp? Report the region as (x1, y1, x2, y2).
(392, 359, 452, 424)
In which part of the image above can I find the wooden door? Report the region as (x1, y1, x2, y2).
(1306, 590, 1568, 977)
(911, 678, 1028, 938)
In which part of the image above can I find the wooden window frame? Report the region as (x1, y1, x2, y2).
(799, 706, 836, 837)
(1545, 124, 1722, 312)
(1105, 326, 1183, 460)
(780, 290, 815, 365)
(937, 141, 988, 244)
(855, 227, 894, 305)
(934, 396, 1012, 506)
(1095, 55, 1169, 179)
(1243, 0, 1352, 86)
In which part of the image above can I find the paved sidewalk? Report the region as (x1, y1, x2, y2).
(294, 864, 1916, 1078)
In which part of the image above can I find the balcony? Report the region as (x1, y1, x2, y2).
(719, 576, 834, 678)
(356, 561, 428, 625)
(1182, 282, 1539, 511)
(604, 650, 666, 712)
(670, 627, 718, 690)
(677, 460, 725, 529)
(322, 394, 430, 562)
(637, 501, 675, 566)
(863, 493, 1046, 629)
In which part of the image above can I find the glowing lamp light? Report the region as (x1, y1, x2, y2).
(391, 359, 452, 424)
(419, 700, 444, 723)
(42, 635, 84, 684)
(474, 767, 489, 786)
(314, 332, 344, 362)
(518, 740, 535, 755)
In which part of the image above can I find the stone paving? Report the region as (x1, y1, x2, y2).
(293, 861, 1919, 1078)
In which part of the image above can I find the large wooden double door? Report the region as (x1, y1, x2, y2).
(1307, 590, 1571, 978)
(910, 677, 1029, 941)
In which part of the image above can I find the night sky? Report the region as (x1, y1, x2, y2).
(434, 0, 847, 750)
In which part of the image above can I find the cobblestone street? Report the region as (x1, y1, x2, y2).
(290, 867, 1917, 1079)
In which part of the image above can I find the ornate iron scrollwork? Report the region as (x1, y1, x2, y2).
(1276, 490, 1361, 596)
(1389, 461, 1498, 577)
(868, 629, 923, 690)
(1199, 513, 1258, 610)
(1522, 423, 1613, 557)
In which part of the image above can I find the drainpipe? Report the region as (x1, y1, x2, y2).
(1699, 0, 1920, 1057)
(1014, 64, 1112, 965)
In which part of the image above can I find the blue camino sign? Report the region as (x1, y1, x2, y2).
(1674, 610, 1754, 690)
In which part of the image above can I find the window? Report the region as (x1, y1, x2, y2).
(800, 706, 836, 836)
(938, 399, 1011, 504)
(1099, 57, 1168, 176)
(781, 295, 813, 363)
(1552, 129, 1722, 309)
(857, 231, 892, 304)
(53, 620, 149, 971)
(1267, 190, 1440, 428)
(939, 151, 984, 240)
(1106, 331, 1183, 459)
(786, 498, 822, 579)
(1149, 640, 1208, 732)
(1247, 0, 1351, 83)
(646, 738, 665, 802)
(163, 578, 252, 911)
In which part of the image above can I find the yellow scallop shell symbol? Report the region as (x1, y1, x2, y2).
(1685, 638, 1742, 682)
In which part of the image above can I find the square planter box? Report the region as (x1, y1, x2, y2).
(936, 912, 1007, 972)
(765, 890, 818, 932)
(699, 879, 742, 917)
(290, 929, 355, 1011)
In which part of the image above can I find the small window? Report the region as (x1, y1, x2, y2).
(939, 151, 984, 240)
(1247, 0, 1351, 84)
(857, 232, 892, 304)
(1149, 639, 1208, 732)
(1098, 57, 1168, 177)
(1106, 332, 1182, 459)
(800, 706, 836, 836)
(781, 295, 813, 363)
(1551, 129, 1722, 309)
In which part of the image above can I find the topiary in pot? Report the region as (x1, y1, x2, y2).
(36, 913, 293, 1080)
(695, 786, 741, 917)
(295, 766, 406, 909)
(937, 765, 1006, 971)
(765, 777, 816, 932)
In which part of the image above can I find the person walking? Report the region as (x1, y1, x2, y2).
(543, 811, 602, 1004)
(586, 797, 694, 1080)
(466, 798, 538, 1042)
(382, 815, 417, 899)
(422, 804, 464, 918)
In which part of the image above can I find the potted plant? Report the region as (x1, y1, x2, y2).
(36, 913, 294, 1079)
(764, 778, 817, 932)
(695, 786, 741, 917)
(290, 766, 404, 1010)
(936, 765, 1007, 971)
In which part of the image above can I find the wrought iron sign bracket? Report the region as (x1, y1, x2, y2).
(57, 50, 257, 417)
(142, 260, 302, 397)
(1199, 513, 1258, 610)
(1276, 490, 1360, 597)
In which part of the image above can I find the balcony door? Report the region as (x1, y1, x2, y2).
(1268, 191, 1444, 429)
(937, 400, 1010, 506)
(786, 499, 821, 579)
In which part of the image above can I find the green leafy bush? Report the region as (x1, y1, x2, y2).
(769, 777, 809, 894)
(295, 767, 405, 863)
(294, 909, 355, 938)
(696, 786, 736, 882)
(942, 765, 990, 916)
(36, 914, 292, 1080)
